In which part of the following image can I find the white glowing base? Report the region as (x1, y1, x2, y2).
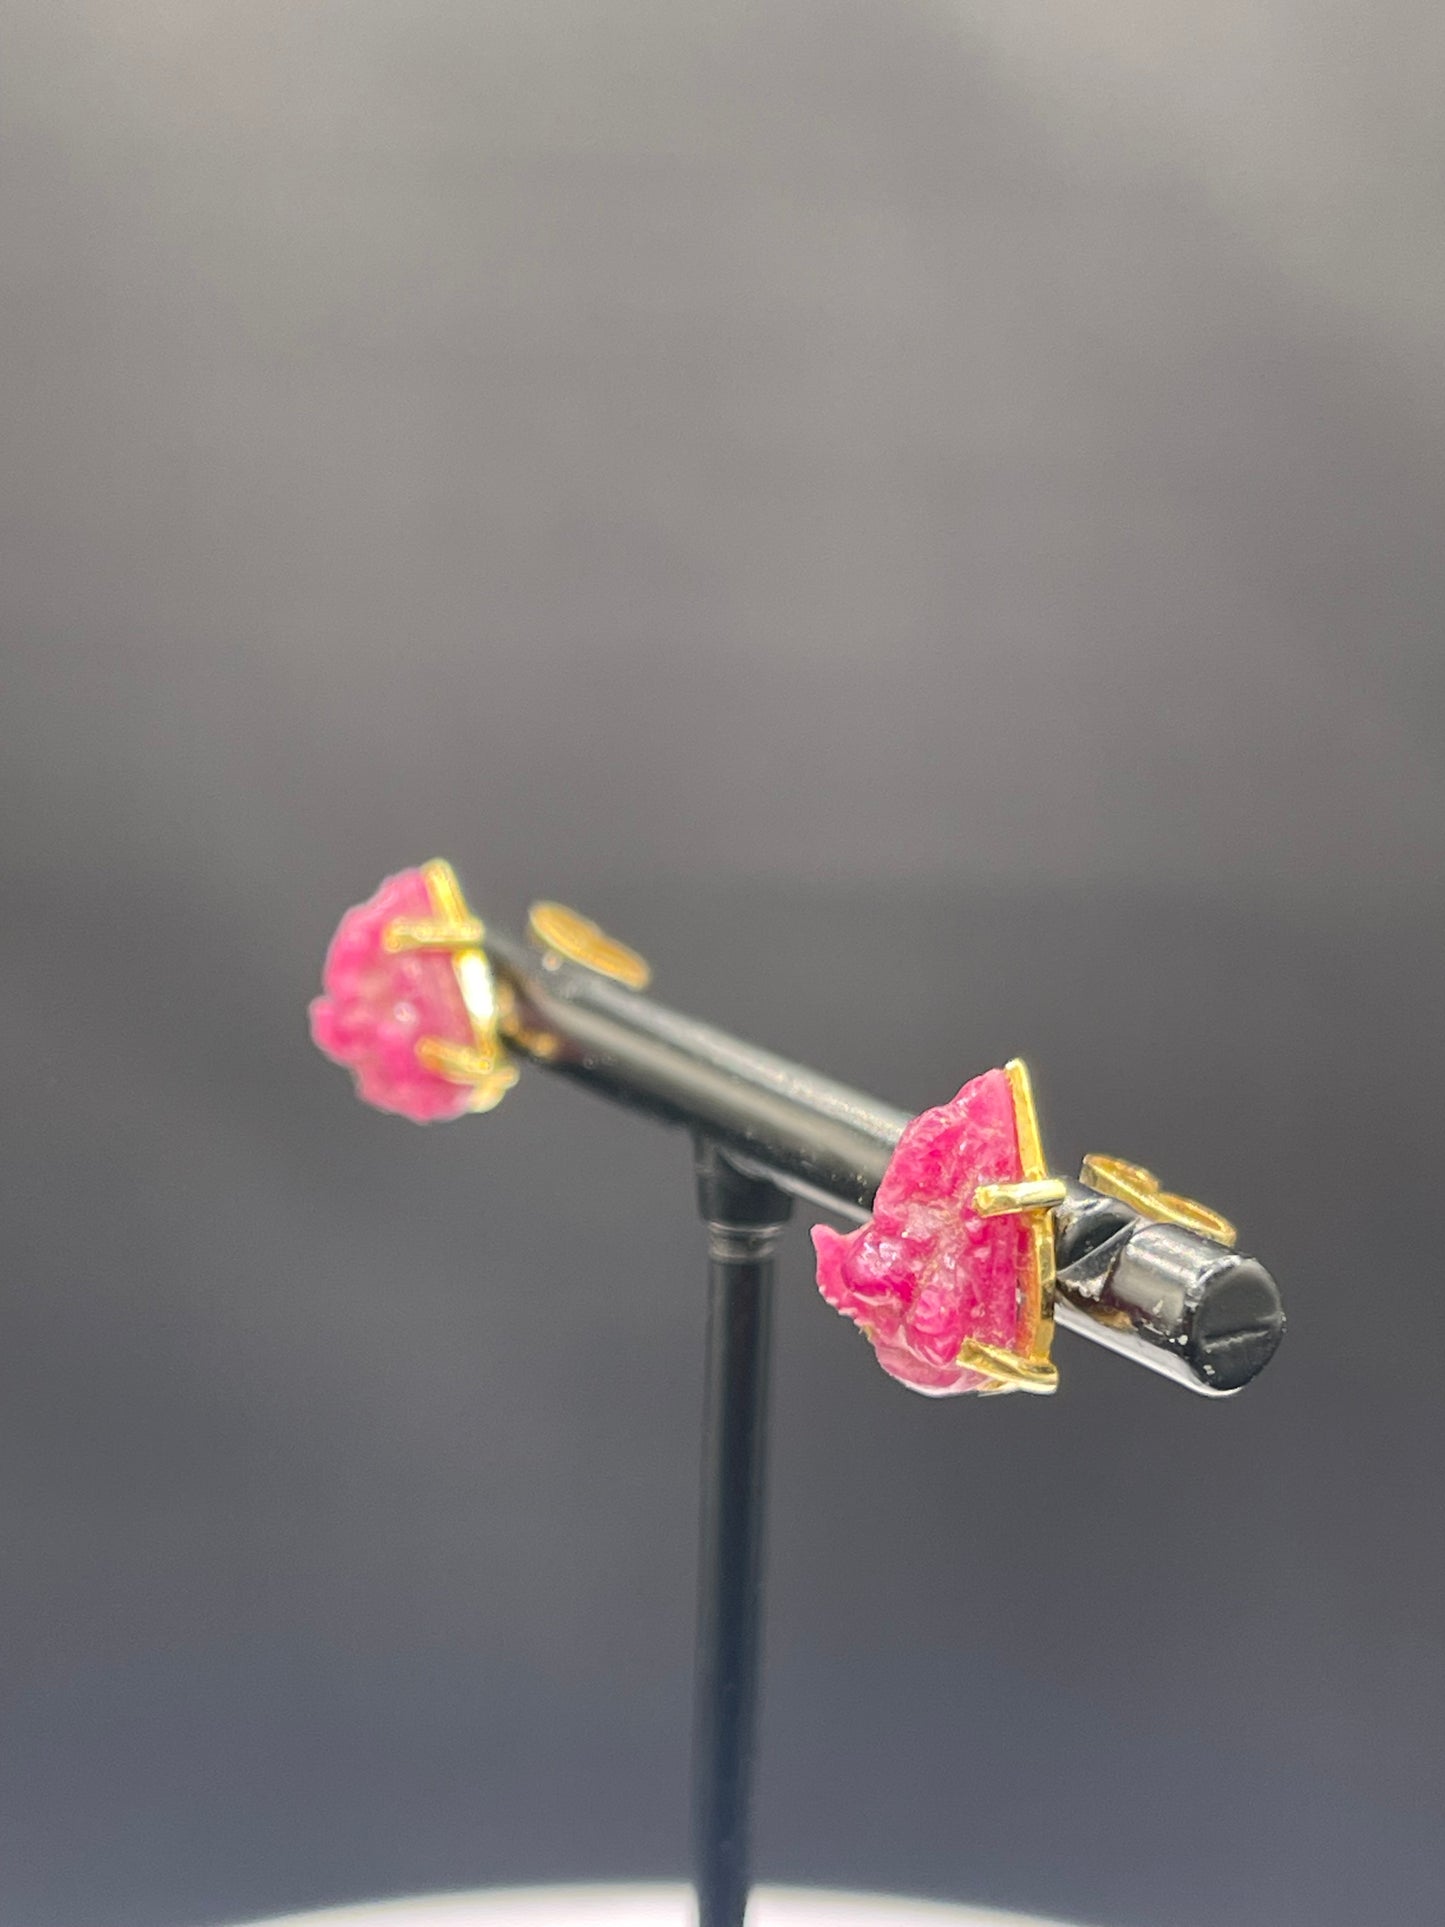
(242, 1884, 1076, 1927)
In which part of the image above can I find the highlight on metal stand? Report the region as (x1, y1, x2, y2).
(308, 861, 1286, 1927)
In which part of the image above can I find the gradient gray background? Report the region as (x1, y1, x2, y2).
(2, 5, 1442, 1925)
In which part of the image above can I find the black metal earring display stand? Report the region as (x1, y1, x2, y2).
(467, 922, 1286, 1927)
(692, 1142, 791, 1927)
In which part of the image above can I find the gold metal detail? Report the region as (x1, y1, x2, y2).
(414, 1039, 504, 1085)
(381, 860, 519, 1113)
(957, 1058, 1061, 1397)
(974, 1177, 1068, 1217)
(1004, 1058, 1057, 1376)
(957, 1340, 1060, 1395)
(384, 917, 485, 953)
(526, 901, 652, 990)
(1080, 1154, 1237, 1248)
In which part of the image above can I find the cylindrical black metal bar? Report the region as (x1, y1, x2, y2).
(486, 929, 1284, 1396)
(691, 1145, 791, 1927)
(488, 928, 900, 1215)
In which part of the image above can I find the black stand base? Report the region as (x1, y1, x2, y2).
(691, 1142, 793, 1927)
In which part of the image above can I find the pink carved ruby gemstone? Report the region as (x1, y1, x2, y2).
(310, 868, 476, 1123)
(812, 1067, 1030, 1395)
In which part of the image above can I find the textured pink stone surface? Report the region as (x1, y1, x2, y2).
(309, 869, 476, 1122)
(811, 1067, 1029, 1395)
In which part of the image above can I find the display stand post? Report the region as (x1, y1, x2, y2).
(691, 1141, 793, 1927)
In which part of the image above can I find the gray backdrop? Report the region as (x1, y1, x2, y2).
(2, 5, 1442, 1925)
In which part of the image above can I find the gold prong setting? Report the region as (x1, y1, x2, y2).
(382, 860, 518, 1113)
(957, 1340, 1059, 1394)
(383, 916, 485, 953)
(973, 1177, 1068, 1217)
(958, 1058, 1063, 1396)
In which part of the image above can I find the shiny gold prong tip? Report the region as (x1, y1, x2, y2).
(414, 1039, 499, 1083)
(957, 1340, 1060, 1395)
(1080, 1154, 1238, 1248)
(1003, 1058, 1046, 1176)
(383, 916, 486, 953)
(973, 1177, 1068, 1218)
(421, 859, 474, 925)
(526, 901, 652, 990)
(465, 1070, 521, 1113)
(415, 1037, 519, 1104)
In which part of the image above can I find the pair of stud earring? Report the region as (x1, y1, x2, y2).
(310, 862, 1235, 1399)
